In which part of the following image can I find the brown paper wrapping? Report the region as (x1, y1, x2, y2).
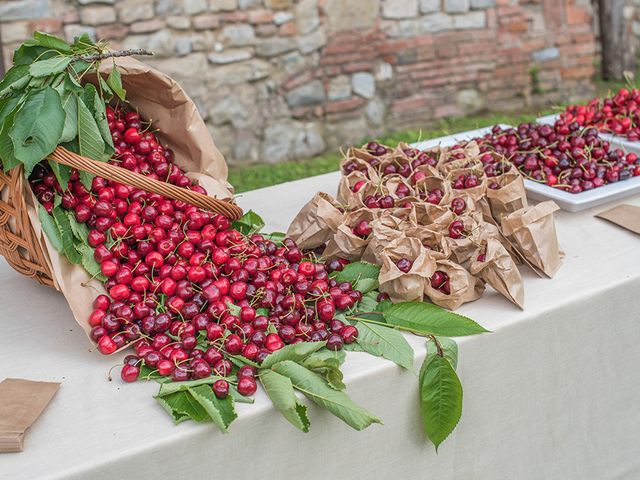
(501, 201, 562, 278)
(469, 238, 524, 308)
(286, 192, 345, 250)
(337, 171, 371, 204)
(378, 237, 437, 302)
(446, 166, 487, 203)
(362, 213, 405, 264)
(411, 201, 452, 227)
(437, 141, 482, 174)
(424, 259, 485, 310)
(0, 378, 60, 453)
(340, 147, 384, 180)
(343, 180, 390, 210)
(413, 175, 449, 203)
(486, 171, 528, 223)
(444, 212, 483, 264)
(385, 176, 415, 200)
(22, 56, 233, 340)
(403, 226, 452, 260)
(323, 209, 377, 260)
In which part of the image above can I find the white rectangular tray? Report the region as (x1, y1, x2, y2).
(537, 113, 640, 156)
(412, 122, 640, 212)
(534, 114, 640, 211)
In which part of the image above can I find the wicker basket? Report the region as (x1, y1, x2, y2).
(0, 146, 243, 289)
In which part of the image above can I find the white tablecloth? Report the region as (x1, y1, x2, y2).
(1, 172, 640, 480)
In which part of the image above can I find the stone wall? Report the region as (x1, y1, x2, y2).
(0, 0, 596, 165)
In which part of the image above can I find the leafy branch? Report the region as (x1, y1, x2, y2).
(76, 48, 153, 62)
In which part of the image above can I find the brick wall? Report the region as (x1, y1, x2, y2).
(0, 0, 596, 165)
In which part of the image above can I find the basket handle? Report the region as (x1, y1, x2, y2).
(48, 146, 243, 220)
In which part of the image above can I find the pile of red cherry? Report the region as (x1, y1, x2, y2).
(561, 87, 640, 141)
(29, 104, 362, 397)
(469, 122, 640, 193)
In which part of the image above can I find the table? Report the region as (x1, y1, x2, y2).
(1, 172, 640, 480)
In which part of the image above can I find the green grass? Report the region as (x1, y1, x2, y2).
(228, 75, 626, 193)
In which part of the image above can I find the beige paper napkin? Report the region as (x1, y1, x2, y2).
(0, 378, 60, 453)
(596, 204, 640, 235)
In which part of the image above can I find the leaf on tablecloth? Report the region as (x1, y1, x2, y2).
(189, 385, 237, 433)
(384, 302, 488, 337)
(350, 320, 414, 371)
(271, 360, 382, 431)
(260, 370, 310, 432)
(419, 355, 462, 450)
(260, 341, 326, 369)
(154, 382, 238, 432)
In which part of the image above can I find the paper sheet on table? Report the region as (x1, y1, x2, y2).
(0, 378, 60, 453)
(596, 204, 640, 235)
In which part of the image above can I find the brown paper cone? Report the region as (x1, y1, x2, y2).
(501, 201, 562, 278)
(341, 147, 385, 179)
(286, 192, 346, 250)
(322, 209, 377, 260)
(362, 215, 406, 264)
(424, 259, 485, 310)
(469, 238, 524, 308)
(437, 141, 482, 174)
(444, 212, 483, 264)
(337, 171, 371, 204)
(486, 170, 528, 223)
(446, 166, 487, 205)
(378, 237, 437, 302)
(385, 175, 416, 200)
(596, 204, 640, 235)
(403, 226, 452, 260)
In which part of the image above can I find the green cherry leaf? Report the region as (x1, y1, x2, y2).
(383, 302, 489, 337)
(419, 355, 463, 450)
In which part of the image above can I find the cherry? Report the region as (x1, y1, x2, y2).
(341, 325, 358, 344)
(265, 333, 285, 352)
(448, 220, 464, 239)
(353, 220, 372, 238)
(317, 300, 336, 321)
(120, 364, 140, 382)
(192, 358, 212, 379)
(237, 377, 257, 396)
(237, 365, 256, 379)
(396, 258, 413, 273)
(430, 271, 448, 289)
(450, 197, 466, 215)
(326, 334, 344, 350)
(212, 379, 229, 399)
(97, 335, 117, 354)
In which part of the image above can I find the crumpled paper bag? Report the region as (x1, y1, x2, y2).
(378, 237, 437, 302)
(323, 209, 377, 261)
(469, 237, 524, 308)
(286, 192, 345, 250)
(486, 170, 528, 223)
(424, 259, 485, 310)
(501, 201, 562, 278)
